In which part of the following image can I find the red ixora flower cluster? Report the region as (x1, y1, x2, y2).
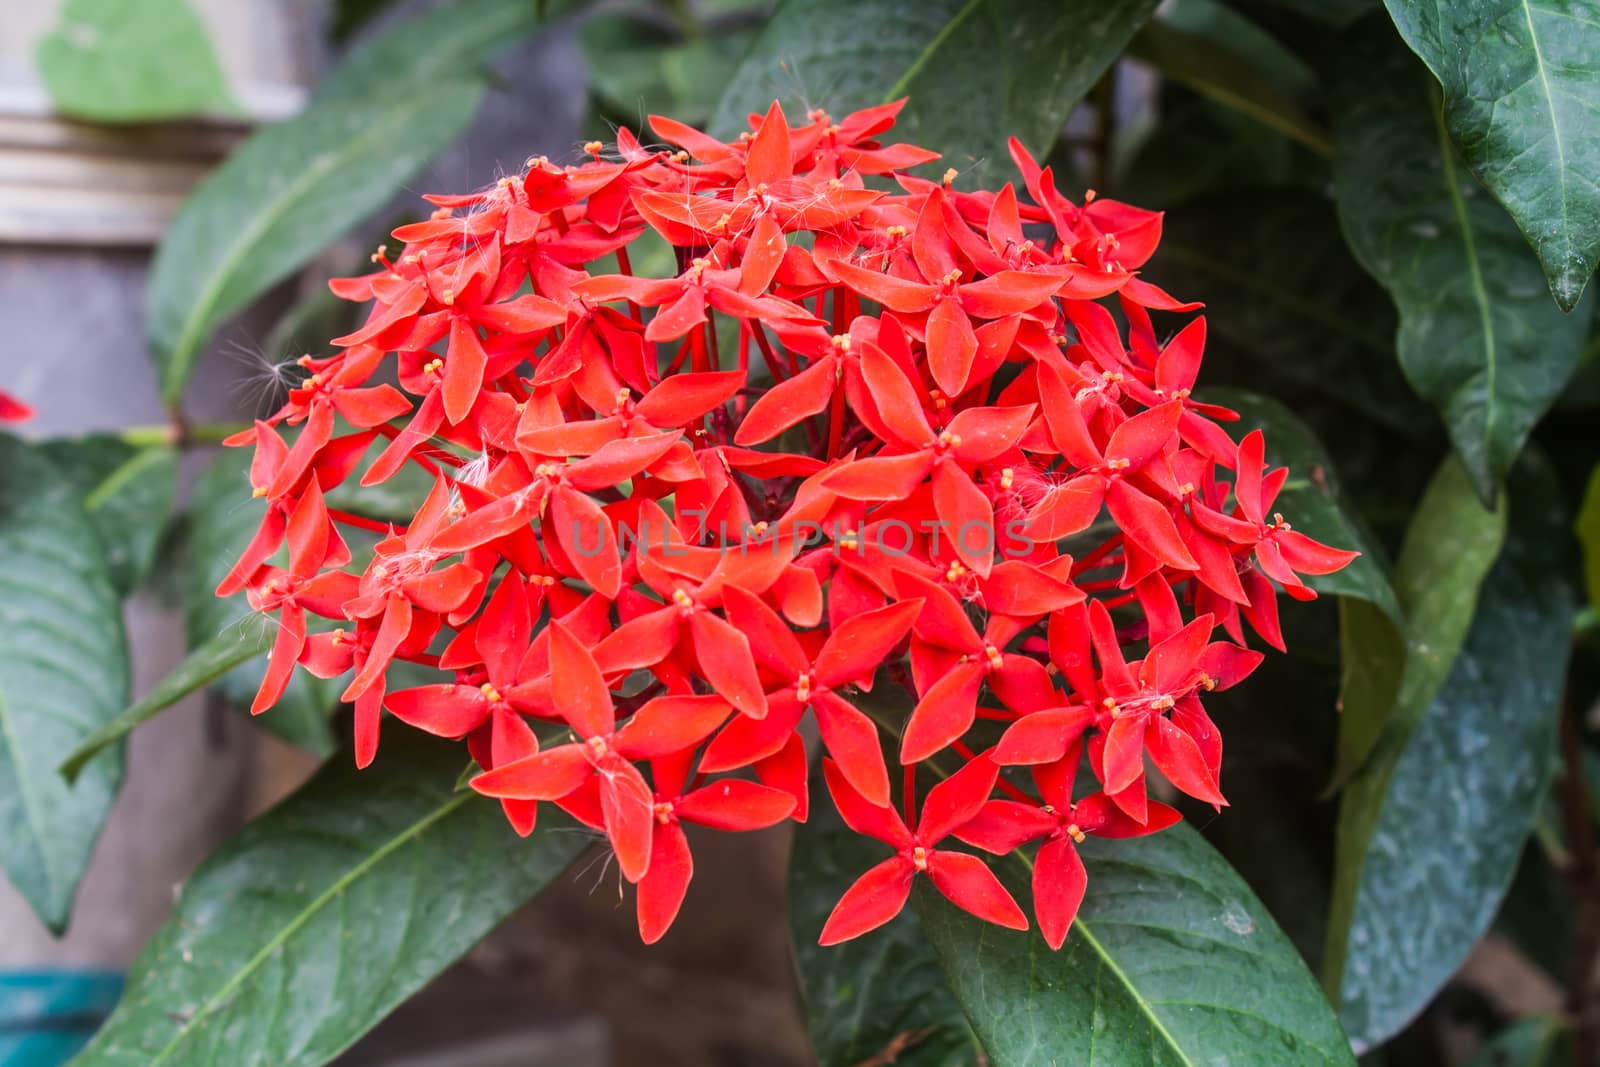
(225, 100, 1356, 948)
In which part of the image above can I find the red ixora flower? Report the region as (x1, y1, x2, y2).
(0, 389, 33, 422)
(224, 98, 1355, 947)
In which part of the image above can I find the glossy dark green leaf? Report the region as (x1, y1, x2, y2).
(1152, 192, 1417, 431)
(712, 0, 1158, 173)
(915, 823, 1357, 1066)
(59, 627, 276, 783)
(1384, 0, 1600, 311)
(1466, 1017, 1570, 1067)
(1331, 22, 1589, 501)
(35, 0, 235, 122)
(1326, 457, 1573, 1050)
(69, 736, 590, 1067)
(38, 436, 178, 597)
(1329, 456, 1505, 787)
(0, 435, 128, 932)
(790, 792, 978, 1067)
(1127, 19, 1329, 156)
(186, 449, 337, 756)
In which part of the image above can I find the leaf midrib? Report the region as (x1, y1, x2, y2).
(1429, 82, 1497, 458)
(139, 791, 472, 1066)
(1518, 0, 1571, 252)
(880, 0, 986, 104)
(156, 85, 481, 400)
(1011, 849, 1200, 1067)
(0, 689, 59, 911)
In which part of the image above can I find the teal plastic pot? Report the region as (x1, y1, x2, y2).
(0, 972, 122, 1066)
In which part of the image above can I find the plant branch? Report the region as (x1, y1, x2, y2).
(117, 420, 248, 448)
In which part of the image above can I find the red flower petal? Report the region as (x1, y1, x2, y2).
(819, 857, 916, 945)
(927, 850, 1027, 930)
(1033, 836, 1087, 950)
(900, 660, 983, 764)
(637, 820, 693, 944)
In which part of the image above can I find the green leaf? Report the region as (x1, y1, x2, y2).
(143, 0, 581, 403)
(1578, 463, 1600, 612)
(146, 79, 483, 404)
(35, 0, 235, 122)
(712, 0, 1158, 172)
(315, 0, 578, 105)
(915, 823, 1358, 1066)
(59, 627, 276, 784)
(1152, 192, 1418, 431)
(1127, 18, 1330, 156)
(1331, 21, 1590, 501)
(1159, 0, 1318, 95)
(37, 436, 178, 597)
(582, 8, 761, 127)
(0, 434, 129, 932)
(186, 449, 338, 756)
(1329, 456, 1505, 788)
(790, 791, 978, 1067)
(68, 735, 589, 1067)
(1466, 1017, 1571, 1067)
(1325, 457, 1573, 1049)
(147, 0, 586, 400)
(1383, 0, 1600, 311)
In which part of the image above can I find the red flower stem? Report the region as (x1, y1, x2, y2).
(749, 322, 789, 381)
(494, 366, 530, 402)
(664, 337, 692, 376)
(974, 705, 1017, 722)
(903, 763, 917, 828)
(706, 315, 722, 372)
(826, 385, 846, 460)
(394, 650, 441, 668)
(614, 246, 643, 317)
(327, 508, 397, 535)
(952, 740, 1034, 804)
(418, 447, 465, 468)
(1077, 577, 1124, 593)
(372, 423, 446, 479)
(1070, 534, 1124, 576)
(690, 320, 709, 373)
(1098, 591, 1138, 610)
